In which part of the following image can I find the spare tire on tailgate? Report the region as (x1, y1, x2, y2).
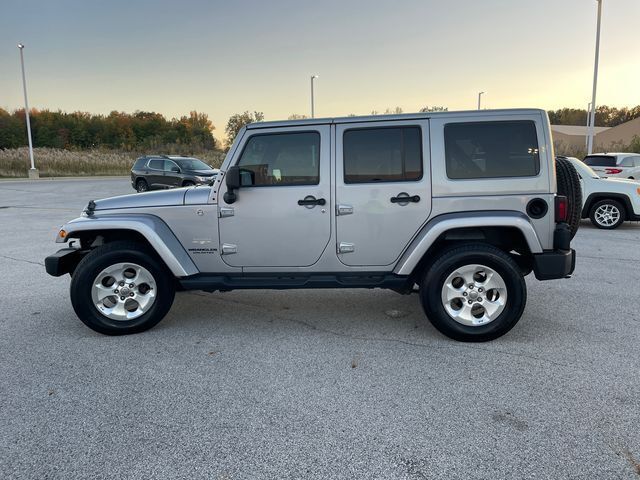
(555, 157, 582, 239)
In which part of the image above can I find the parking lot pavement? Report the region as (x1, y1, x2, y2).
(1, 178, 639, 480)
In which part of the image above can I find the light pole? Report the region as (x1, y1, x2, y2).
(477, 91, 485, 110)
(310, 75, 318, 118)
(587, 0, 603, 155)
(17, 43, 38, 179)
(585, 101, 592, 149)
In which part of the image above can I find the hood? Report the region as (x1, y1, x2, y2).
(604, 177, 640, 187)
(187, 168, 218, 176)
(91, 188, 188, 211)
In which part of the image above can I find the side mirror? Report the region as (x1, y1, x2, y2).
(223, 166, 240, 204)
(171, 166, 180, 173)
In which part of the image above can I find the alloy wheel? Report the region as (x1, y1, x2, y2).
(440, 264, 507, 327)
(91, 262, 157, 321)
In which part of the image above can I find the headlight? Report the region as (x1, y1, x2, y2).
(195, 176, 208, 183)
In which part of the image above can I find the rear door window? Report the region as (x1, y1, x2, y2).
(584, 155, 617, 167)
(343, 126, 422, 183)
(148, 159, 164, 170)
(444, 121, 540, 179)
(620, 156, 639, 167)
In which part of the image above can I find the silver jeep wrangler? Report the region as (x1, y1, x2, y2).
(45, 109, 579, 342)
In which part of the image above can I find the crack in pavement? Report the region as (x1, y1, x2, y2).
(0, 254, 44, 267)
(0, 205, 78, 212)
(578, 254, 640, 263)
(185, 291, 573, 368)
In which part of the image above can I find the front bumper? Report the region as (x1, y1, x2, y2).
(45, 248, 85, 277)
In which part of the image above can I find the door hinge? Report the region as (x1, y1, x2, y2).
(336, 204, 353, 216)
(338, 242, 355, 254)
(221, 243, 237, 255)
(219, 207, 234, 218)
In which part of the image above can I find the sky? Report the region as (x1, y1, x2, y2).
(1, 0, 639, 140)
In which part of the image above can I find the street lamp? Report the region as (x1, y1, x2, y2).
(585, 101, 592, 149)
(310, 75, 319, 118)
(587, 0, 603, 155)
(477, 91, 485, 110)
(17, 43, 38, 179)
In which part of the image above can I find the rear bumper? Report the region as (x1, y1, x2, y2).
(45, 248, 85, 277)
(532, 222, 576, 280)
(532, 249, 576, 280)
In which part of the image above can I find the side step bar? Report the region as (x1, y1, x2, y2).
(178, 273, 411, 293)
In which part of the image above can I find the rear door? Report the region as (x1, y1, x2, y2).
(619, 156, 640, 179)
(146, 159, 166, 187)
(335, 120, 431, 266)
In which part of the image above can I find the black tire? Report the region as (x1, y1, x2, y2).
(182, 181, 195, 187)
(555, 157, 582, 239)
(589, 199, 625, 229)
(420, 243, 527, 342)
(70, 241, 175, 335)
(136, 178, 149, 193)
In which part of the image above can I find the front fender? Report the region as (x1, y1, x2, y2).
(56, 214, 198, 277)
(393, 211, 543, 276)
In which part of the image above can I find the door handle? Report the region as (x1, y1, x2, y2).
(298, 196, 326, 206)
(390, 193, 420, 204)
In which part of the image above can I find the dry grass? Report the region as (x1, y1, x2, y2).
(0, 148, 226, 178)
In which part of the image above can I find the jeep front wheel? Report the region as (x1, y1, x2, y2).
(420, 244, 526, 342)
(70, 241, 175, 335)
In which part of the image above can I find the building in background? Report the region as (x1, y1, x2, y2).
(551, 117, 640, 155)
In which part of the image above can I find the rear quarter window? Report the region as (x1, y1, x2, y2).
(132, 158, 146, 170)
(584, 155, 617, 167)
(444, 120, 540, 179)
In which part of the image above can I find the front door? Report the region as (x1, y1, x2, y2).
(218, 126, 331, 268)
(335, 120, 432, 266)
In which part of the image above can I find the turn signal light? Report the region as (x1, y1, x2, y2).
(555, 196, 568, 223)
(58, 229, 67, 238)
(605, 168, 623, 175)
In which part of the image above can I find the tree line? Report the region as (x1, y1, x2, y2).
(2, 105, 640, 152)
(0, 108, 217, 151)
(548, 105, 640, 127)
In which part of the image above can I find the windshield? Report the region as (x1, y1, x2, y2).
(175, 158, 212, 170)
(569, 158, 600, 179)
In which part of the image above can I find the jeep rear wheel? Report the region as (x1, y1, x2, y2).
(70, 241, 175, 335)
(420, 244, 526, 342)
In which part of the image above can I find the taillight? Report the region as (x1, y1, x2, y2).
(605, 168, 623, 175)
(555, 196, 568, 223)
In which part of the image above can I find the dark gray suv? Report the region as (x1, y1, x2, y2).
(131, 155, 219, 192)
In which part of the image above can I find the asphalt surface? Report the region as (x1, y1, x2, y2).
(1, 178, 639, 480)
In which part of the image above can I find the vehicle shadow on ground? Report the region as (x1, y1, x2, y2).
(154, 287, 546, 349)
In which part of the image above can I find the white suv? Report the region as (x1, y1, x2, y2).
(584, 153, 640, 180)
